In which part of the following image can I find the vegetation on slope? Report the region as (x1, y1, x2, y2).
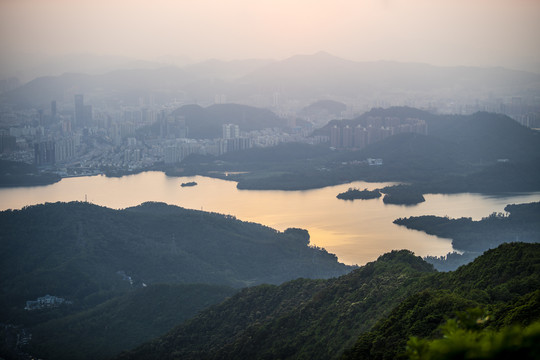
(342, 243, 540, 360)
(405, 309, 540, 360)
(117, 243, 540, 360)
(0, 201, 351, 324)
(25, 284, 237, 360)
(117, 250, 436, 360)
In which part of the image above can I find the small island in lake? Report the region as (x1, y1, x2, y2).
(181, 181, 198, 187)
(381, 185, 425, 205)
(337, 188, 382, 200)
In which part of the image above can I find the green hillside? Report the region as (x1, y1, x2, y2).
(344, 242, 540, 359)
(117, 243, 540, 360)
(117, 250, 435, 360)
(25, 284, 236, 360)
(0, 201, 352, 324)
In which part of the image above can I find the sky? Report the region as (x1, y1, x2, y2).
(1, 0, 539, 73)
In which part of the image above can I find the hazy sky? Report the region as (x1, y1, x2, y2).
(1, 0, 539, 71)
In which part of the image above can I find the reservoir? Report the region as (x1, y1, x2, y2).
(1, 171, 539, 265)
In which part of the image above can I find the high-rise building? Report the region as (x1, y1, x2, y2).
(342, 125, 353, 148)
(51, 100, 57, 119)
(74, 94, 92, 128)
(74, 94, 84, 128)
(354, 125, 367, 148)
(54, 138, 75, 163)
(34, 140, 56, 165)
(223, 124, 240, 139)
(330, 125, 341, 148)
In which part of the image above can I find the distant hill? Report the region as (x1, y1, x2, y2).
(240, 52, 540, 100)
(172, 103, 286, 138)
(3, 52, 539, 108)
(0, 201, 351, 323)
(182, 58, 274, 80)
(116, 243, 540, 360)
(0, 67, 198, 107)
(0, 53, 167, 84)
(301, 99, 347, 117)
(321, 107, 540, 163)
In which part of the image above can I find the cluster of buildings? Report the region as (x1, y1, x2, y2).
(330, 117, 428, 149)
(1, 94, 328, 172)
(24, 294, 72, 311)
(6, 89, 536, 174)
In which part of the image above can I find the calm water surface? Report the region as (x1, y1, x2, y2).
(1, 171, 539, 265)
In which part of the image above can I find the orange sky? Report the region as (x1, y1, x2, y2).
(1, 0, 539, 71)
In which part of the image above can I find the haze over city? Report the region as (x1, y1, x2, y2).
(1, 0, 540, 79)
(2, 1, 540, 359)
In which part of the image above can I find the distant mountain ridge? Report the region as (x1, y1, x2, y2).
(2, 52, 538, 107)
(240, 52, 540, 98)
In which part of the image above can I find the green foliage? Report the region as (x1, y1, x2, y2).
(337, 188, 382, 200)
(26, 284, 236, 360)
(118, 244, 540, 360)
(381, 185, 425, 205)
(0, 201, 352, 359)
(406, 309, 540, 360)
(0, 202, 351, 317)
(341, 243, 540, 360)
(117, 250, 437, 360)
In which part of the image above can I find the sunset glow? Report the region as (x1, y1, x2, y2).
(1, 0, 539, 73)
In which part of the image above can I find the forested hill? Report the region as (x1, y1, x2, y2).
(394, 201, 540, 270)
(320, 108, 540, 163)
(23, 283, 237, 360)
(0, 201, 352, 320)
(171, 103, 286, 138)
(116, 250, 436, 360)
(117, 243, 540, 360)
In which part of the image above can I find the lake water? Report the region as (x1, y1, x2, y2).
(1, 171, 539, 265)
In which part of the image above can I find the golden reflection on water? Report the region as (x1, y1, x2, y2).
(1, 171, 539, 265)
